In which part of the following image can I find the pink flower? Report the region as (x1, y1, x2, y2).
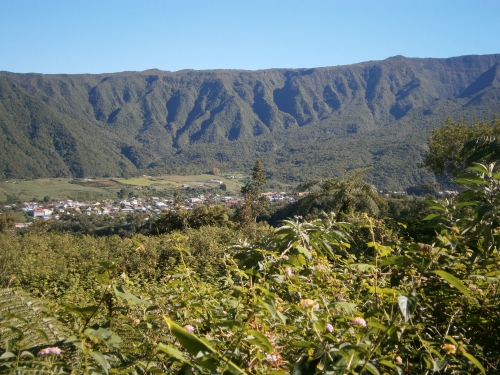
(184, 324, 195, 332)
(325, 323, 334, 333)
(351, 317, 367, 327)
(38, 347, 62, 356)
(284, 267, 293, 277)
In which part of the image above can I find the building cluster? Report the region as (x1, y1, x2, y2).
(4, 190, 297, 229)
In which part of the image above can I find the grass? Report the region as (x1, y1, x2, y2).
(0, 174, 248, 203)
(0, 179, 115, 202)
(115, 174, 246, 193)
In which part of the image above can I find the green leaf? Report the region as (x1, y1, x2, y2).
(157, 343, 185, 361)
(462, 352, 486, 375)
(469, 165, 489, 174)
(147, 367, 165, 374)
(433, 270, 474, 301)
(164, 317, 215, 367)
(64, 303, 99, 316)
(163, 316, 247, 375)
(90, 351, 109, 374)
(368, 287, 400, 295)
(398, 295, 417, 322)
(94, 271, 110, 285)
(332, 302, 358, 314)
(259, 299, 286, 324)
(4, 312, 27, 323)
(288, 254, 307, 266)
(455, 201, 478, 207)
(423, 214, 441, 221)
(296, 245, 312, 260)
(379, 360, 403, 375)
(349, 263, 376, 272)
(246, 330, 274, 353)
(35, 328, 49, 342)
(358, 361, 380, 375)
(367, 321, 387, 331)
(113, 285, 147, 305)
(20, 351, 34, 358)
(0, 351, 15, 360)
(7, 325, 24, 337)
(86, 327, 122, 349)
(452, 178, 479, 185)
(381, 256, 414, 266)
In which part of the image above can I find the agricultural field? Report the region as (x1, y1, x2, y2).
(115, 173, 246, 193)
(0, 173, 247, 203)
(0, 178, 116, 202)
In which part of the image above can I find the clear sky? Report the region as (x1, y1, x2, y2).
(1, 0, 499, 74)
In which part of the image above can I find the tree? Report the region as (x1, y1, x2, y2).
(296, 168, 384, 219)
(460, 135, 500, 165)
(0, 214, 15, 232)
(423, 116, 500, 179)
(235, 160, 269, 227)
(153, 205, 232, 234)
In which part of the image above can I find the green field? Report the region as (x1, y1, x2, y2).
(115, 174, 246, 191)
(0, 179, 115, 202)
(0, 174, 247, 203)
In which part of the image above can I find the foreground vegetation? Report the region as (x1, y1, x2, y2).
(0, 118, 499, 374)
(0, 160, 498, 374)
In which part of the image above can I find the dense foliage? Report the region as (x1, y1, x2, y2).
(0, 160, 499, 374)
(423, 117, 500, 178)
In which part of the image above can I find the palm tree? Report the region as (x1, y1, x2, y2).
(295, 168, 383, 219)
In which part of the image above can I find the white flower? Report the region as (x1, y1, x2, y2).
(325, 323, 334, 333)
(184, 324, 195, 332)
(266, 354, 278, 362)
(284, 267, 293, 277)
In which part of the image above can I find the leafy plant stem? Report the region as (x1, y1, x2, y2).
(442, 309, 460, 345)
(82, 279, 112, 332)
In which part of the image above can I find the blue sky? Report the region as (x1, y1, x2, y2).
(1, 0, 499, 74)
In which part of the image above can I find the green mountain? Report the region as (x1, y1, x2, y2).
(1, 54, 500, 190)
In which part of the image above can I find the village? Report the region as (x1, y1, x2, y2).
(5, 190, 298, 229)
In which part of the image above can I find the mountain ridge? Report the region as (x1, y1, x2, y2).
(1, 53, 500, 190)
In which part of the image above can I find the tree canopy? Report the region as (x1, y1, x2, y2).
(423, 116, 500, 179)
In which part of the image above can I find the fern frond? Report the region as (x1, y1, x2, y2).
(295, 179, 323, 192)
(0, 288, 70, 351)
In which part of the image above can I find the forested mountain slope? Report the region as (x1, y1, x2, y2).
(1, 54, 500, 189)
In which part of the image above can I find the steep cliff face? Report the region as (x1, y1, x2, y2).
(1, 54, 500, 187)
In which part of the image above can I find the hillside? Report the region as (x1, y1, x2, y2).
(1, 54, 500, 190)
